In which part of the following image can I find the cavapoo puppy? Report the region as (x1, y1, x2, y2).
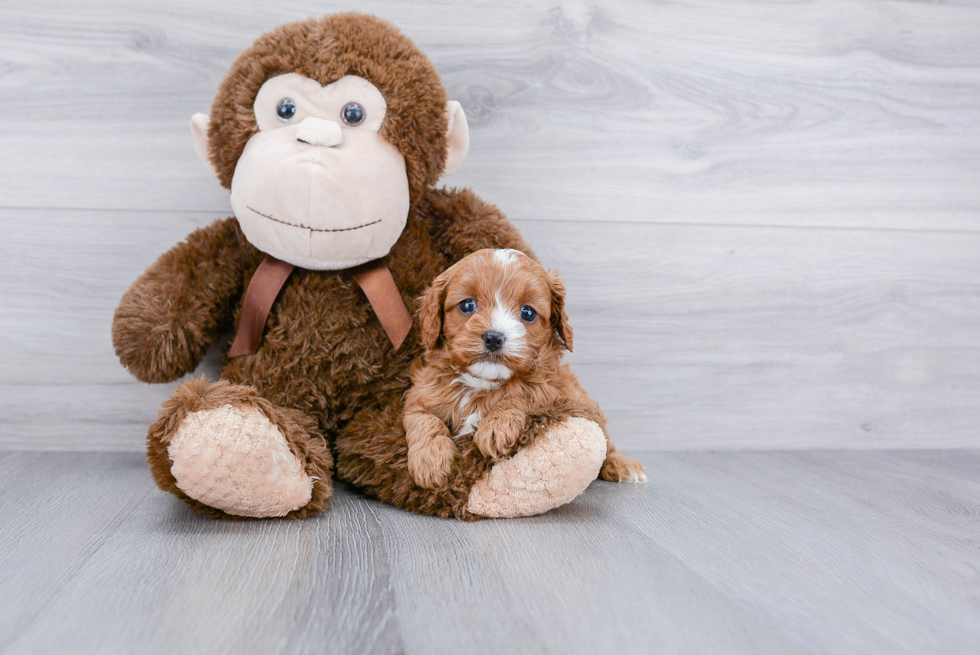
(403, 248, 647, 489)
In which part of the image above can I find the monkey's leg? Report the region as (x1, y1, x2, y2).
(146, 377, 333, 519)
(463, 416, 606, 518)
(335, 397, 605, 520)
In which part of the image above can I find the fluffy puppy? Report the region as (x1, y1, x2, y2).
(403, 248, 647, 489)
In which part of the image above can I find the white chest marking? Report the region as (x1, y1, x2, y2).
(454, 409, 482, 439)
(467, 361, 512, 382)
(457, 372, 503, 391)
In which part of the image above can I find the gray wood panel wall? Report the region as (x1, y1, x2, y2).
(2, 0, 979, 451)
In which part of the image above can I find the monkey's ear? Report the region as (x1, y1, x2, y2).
(442, 101, 469, 176)
(190, 113, 218, 179)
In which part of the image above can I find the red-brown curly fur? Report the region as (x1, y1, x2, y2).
(402, 249, 643, 489)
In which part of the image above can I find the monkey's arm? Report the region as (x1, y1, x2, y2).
(112, 217, 255, 383)
(423, 187, 539, 262)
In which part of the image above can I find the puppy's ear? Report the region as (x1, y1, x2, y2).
(418, 269, 452, 353)
(548, 269, 573, 352)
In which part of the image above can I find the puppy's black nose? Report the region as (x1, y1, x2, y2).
(482, 331, 505, 352)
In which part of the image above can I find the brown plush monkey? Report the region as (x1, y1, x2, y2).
(113, 13, 642, 521)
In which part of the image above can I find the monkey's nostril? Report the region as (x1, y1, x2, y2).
(482, 331, 505, 352)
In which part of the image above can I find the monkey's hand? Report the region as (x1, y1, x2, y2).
(474, 405, 527, 461)
(113, 218, 252, 383)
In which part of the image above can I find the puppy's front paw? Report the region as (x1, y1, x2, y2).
(474, 410, 525, 460)
(407, 435, 459, 489)
(600, 452, 648, 483)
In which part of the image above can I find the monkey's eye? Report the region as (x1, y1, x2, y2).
(459, 299, 477, 314)
(341, 102, 365, 126)
(276, 98, 297, 122)
(520, 306, 537, 322)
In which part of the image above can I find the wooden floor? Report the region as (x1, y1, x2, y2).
(1, 449, 977, 655)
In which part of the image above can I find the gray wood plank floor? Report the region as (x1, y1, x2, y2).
(1, 450, 977, 655)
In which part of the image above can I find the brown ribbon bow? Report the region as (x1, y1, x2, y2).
(228, 255, 413, 358)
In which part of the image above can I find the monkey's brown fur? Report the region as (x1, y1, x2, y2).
(119, 190, 530, 518)
(146, 377, 334, 519)
(207, 13, 450, 201)
(114, 14, 559, 519)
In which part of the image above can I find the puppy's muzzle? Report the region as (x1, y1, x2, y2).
(482, 331, 505, 353)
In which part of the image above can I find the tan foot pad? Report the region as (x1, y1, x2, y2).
(168, 404, 313, 518)
(466, 417, 606, 518)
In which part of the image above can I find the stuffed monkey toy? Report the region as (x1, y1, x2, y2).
(113, 13, 645, 520)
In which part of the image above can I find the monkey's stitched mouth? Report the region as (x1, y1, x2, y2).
(246, 206, 382, 232)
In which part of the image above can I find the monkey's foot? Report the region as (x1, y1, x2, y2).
(167, 404, 314, 517)
(147, 378, 333, 519)
(466, 417, 606, 518)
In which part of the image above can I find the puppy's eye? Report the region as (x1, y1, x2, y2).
(276, 98, 297, 122)
(520, 306, 537, 322)
(342, 102, 365, 126)
(459, 299, 477, 314)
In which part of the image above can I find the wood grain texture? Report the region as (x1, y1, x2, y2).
(0, 0, 978, 229)
(3, 209, 979, 450)
(2, 0, 980, 450)
(1, 450, 978, 655)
